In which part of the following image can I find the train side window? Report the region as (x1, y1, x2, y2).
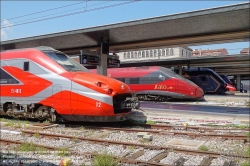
(23, 62, 29, 71)
(129, 78, 139, 84)
(116, 78, 125, 83)
(199, 75, 207, 81)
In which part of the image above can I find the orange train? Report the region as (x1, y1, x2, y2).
(0, 46, 139, 122)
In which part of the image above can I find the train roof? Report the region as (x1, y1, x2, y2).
(184, 67, 214, 72)
(103, 66, 161, 72)
(1, 46, 60, 53)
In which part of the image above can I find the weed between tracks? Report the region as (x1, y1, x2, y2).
(14, 142, 49, 155)
(92, 152, 119, 166)
(146, 120, 156, 125)
(198, 145, 209, 151)
(57, 147, 71, 157)
(241, 161, 250, 166)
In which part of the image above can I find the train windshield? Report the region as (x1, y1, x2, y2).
(44, 51, 89, 72)
(220, 75, 231, 84)
(160, 67, 196, 85)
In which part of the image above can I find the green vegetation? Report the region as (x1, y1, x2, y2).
(15, 142, 46, 152)
(198, 145, 209, 151)
(246, 132, 250, 142)
(138, 138, 150, 144)
(92, 152, 119, 166)
(127, 146, 135, 150)
(146, 120, 156, 125)
(3, 119, 31, 128)
(0, 118, 10, 122)
(79, 126, 85, 130)
(71, 137, 80, 143)
(57, 148, 71, 157)
(33, 133, 40, 139)
(232, 124, 250, 129)
(43, 120, 50, 124)
(4, 120, 15, 127)
(14, 121, 22, 128)
(246, 146, 250, 157)
(241, 161, 250, 166)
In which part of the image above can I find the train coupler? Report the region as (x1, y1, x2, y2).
(123, 97, 140, 109)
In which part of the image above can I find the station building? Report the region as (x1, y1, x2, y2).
(117, 47, 193, 62)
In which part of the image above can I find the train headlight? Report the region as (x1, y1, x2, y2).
(97, 82, 102, 87)
(107, 88, 113, 94)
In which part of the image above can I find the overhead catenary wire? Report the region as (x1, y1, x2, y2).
(1, 0, 140, 29)
(1, 1, 86, 22)
(8, 1, 111, 25)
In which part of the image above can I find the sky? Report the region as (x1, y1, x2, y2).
(1, 0, 249, 54)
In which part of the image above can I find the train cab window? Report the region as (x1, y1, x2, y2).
(129, 78, 139, 84)
(23, 62, 29, 71)
(158, 74, 165, 81)
(199, 75, 207, 81)
(44, 51, 89, 72)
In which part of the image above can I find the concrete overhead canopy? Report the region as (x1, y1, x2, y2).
(1, 2, 249, 55)
(118, 54, 250, 76)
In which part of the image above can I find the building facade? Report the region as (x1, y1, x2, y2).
(192, 48, 228, 57)
(117, 47, 192, 62)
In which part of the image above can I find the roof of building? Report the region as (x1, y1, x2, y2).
(240, 48, 250, 53)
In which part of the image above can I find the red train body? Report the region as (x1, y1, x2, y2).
(90, 66, 204, 101)
(0, 47, 139, 122)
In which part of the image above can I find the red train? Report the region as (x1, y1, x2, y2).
(90, 66, 204, 101)
(0, 46, 140, 122)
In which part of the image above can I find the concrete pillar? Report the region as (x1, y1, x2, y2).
(187, 61, 190, 69)
(178, 65, 182, 75)
(97, 53, 107, 76)
(236, 75, 241, 91)
(97, 37, 109, 76)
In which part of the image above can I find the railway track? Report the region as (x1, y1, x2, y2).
(64, 123, 249, 141)
(1, 124, 249, 166)
(1, 130, 248, 166)
(20, 129, 249, 159)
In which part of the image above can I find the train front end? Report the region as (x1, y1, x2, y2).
(225, 84, 236, 95)
(71, 72, 140, 122)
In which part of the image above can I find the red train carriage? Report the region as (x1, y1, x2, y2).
(0, 46, 139, 122)
(90, 66, 204, 101)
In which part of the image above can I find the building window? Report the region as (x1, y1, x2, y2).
(142, 51, 145, 58)
(158, 49, 162, 57)
(166, 49, 169, 56)
(127, 52, 130, 59)
(131, 52, 134, 58)
(154, 49, 157, 57)
(146, 50, 149, 57)
(124, 52, 127, 59)
(150, 50, 153, 57)
(135, 51, 138, 58)
(170, 48, 174, 56)
(162, 49, 165, 56)
(182, 49, 184, 56)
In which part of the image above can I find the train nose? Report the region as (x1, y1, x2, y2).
(195, 87, 204, 98)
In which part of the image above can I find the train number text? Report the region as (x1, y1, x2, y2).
(11, 89, 22, 93)
(96, 102, 101, 108)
